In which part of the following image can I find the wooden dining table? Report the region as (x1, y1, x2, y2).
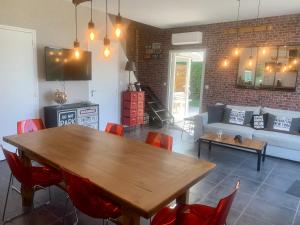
(3, 125, 215, 225)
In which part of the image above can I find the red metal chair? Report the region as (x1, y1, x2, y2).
(1, 147, 62, 223)
(151, 181, 240, 225)
(62, 170, 122, 224)
(105, 123, 125, 136)
(17, 119, 45, 134)
(145, 131, 173, 151)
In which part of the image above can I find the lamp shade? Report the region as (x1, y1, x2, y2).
(125, 61, 136, 72)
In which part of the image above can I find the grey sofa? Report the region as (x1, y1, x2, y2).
(194, 105, 300, 162)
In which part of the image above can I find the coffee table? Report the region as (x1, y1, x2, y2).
(198, 133, 267, 171)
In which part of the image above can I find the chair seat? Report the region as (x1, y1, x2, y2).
(30, 166, 62, 188)
(151, 204, 215, 225)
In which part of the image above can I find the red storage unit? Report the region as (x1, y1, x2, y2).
(122, 91, 145, 126)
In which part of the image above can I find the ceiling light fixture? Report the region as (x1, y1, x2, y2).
(103, 0, 111, 58)
(88, 0, 96, 41)
(73, 3, 80, 59)
(115, 0, 123, 39)
(233, 0, 241, 56)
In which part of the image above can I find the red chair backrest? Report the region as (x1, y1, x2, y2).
(2, 147, 32, 187)
(17, 119, 45, 134)
(145, 131, 173, 151)
(208, 181, 240, 225)
(105, 123, 124, 136)
(63, 170, 120, 219)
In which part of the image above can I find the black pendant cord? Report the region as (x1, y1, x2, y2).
(235, 0, 240, 47)
(75, 4, 78, 42)
(118, 0, 120, 16)
(106, 0, 108, 38)
(90, 0, 93, 22)
(251, 0, 261, 57)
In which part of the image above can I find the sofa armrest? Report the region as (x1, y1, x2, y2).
(193, 112, 208, 142)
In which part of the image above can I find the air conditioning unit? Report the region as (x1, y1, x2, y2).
(172, 32, 202, 45)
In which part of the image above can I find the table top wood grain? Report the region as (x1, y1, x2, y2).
(4, 125, 215, 218)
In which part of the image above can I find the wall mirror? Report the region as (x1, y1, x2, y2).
(237, 46, 300, 91)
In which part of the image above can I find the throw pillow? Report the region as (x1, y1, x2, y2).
(207, 105, 225, 124)
(222, 108, 231, 124)
(244, 111, 254, 126)
(251, 114, 268, 130)
(228, 109, 246, 125)
(267, 114, 294, 132)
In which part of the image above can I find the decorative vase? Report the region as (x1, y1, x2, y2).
(54, 89, 67, 105)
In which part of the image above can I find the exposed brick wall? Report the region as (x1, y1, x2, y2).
(129, 14, 300, 112)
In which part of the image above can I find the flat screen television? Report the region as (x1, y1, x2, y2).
(45, 47, 92, 81)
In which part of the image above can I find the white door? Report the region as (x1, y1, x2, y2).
(88, 40, 120, 130)
(0, 26, 39, 160)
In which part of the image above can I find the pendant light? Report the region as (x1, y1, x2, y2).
(233, 0, 241, 56)
(103, 0, 111, 58)
(114, 0, 123, 38)
(248, 0, 261, 68)
(88, 0, 96, 41)
(73, 3, 80, 59)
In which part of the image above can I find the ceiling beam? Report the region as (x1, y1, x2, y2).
(72, 0, 91, 6)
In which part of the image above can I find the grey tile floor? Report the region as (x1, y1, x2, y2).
(0, 125, 300, 225)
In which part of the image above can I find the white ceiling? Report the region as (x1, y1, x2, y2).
(75, 0, 300, 28)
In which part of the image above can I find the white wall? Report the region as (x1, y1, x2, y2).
(1, 0, 128, 118)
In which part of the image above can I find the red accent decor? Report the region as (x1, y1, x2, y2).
(151, 181, 240, 225)
(122, 91, 145, 126)
(145, 131, 173, 151)
(105, 123, 125, 136)
(2, 148, 62, 188)
(63, 170, 122, 219)
(17, 119, 45, 134)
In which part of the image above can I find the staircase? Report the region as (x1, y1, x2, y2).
(140, 85, 174, 127)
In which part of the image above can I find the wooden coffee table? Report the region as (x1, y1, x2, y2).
(198, 133, 267, 171)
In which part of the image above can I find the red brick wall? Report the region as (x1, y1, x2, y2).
(131, 14, 300, 111)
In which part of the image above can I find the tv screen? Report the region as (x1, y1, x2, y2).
(45, 47, 92, 81)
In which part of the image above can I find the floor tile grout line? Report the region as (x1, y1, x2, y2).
(292, 199, 300, 225)
(233, 163, 277, 225)
(200, 156, 249, 203)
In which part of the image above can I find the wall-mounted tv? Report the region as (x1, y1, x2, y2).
(45, 47, 92, 81)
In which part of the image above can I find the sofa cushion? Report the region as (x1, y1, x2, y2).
(203, 123, 255, 139)
(253, 130, 300, 151)
(266, 114, 300, 134)
(250, 114, 268, 130)
(227, 105, 261, 115)
(262, 107, 300, 118)
(223, 108, 253, 126)
(207, 105, 225, 124)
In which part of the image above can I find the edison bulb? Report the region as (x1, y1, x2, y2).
(262, 48, 267, 55)
(89, 31, 95, 41)
(234, 48, 239, 56)
(104, 46, 111, 58)
(74, 48, 80, 59)
(293, 59, 298, 65)
(115, 26, 122, 38)
(223, 58, 229, 67)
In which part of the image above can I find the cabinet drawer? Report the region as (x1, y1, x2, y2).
(137, 116, 144, 125)
(123, 101, 138, 109)
(137, 102, 144, 109)
(123, 92, 138, 101)
(122, 117, 137, 126)
(122, 109, 137, 117)
(137, 109, 144, 117)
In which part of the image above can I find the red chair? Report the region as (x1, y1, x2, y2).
(105, 123, 124, 136)
(151, 181, 240, 225)
(1, 147, 62, 223)
(145, 131, 173, 151)
(62, 170, 122, 224)
(17, 119, 45, 134)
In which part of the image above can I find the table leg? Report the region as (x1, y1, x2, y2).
(198, 140, 201, 158)
(263, 144, 267, 162)
(208, 141, 212, 153)
(19, 150, 34, 207)
(120, 208, 140, 225)
(176, 191, 189, 205)
(257, 150, 261, 171)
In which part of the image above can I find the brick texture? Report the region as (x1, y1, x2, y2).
(128, 14, 300, 112)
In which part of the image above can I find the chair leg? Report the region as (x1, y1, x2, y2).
(2, 173, 13, 222)
(74, 207, 79, 225)
(48, 187, 52, 203)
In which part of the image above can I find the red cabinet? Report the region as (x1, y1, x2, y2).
(122, 91, 144, 126)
